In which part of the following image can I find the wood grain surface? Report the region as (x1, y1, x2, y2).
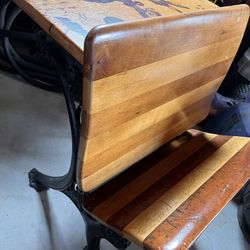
(11, 1, 250, 249)
(83, 130, 250, 249)
(13, 0, 218, 63)
(77, 5, 249, 192)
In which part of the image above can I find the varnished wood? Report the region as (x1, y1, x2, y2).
(13, 1, 250, 248)
(77, 5, 249, 192)
(144, 140, 250, 250)
(13, 0, 218, 63)
(83, 130, 250, 248)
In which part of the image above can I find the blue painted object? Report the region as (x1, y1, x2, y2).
(199, 93, 250, 137)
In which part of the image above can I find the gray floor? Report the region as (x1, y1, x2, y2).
(0, 71, 249, 250)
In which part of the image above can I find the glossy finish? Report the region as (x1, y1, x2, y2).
(11, 1, 250, 249)
(144, 144, 250, 250)
(13, 0, 218, 63)
(144, 143, 250, 249)
(83, 130, 250, 249)
(84, 131, 250, 249)
(77, 5, 249, 192)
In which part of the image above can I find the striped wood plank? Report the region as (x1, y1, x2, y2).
(83, 130, 250, 248)
(143, 141, 250, 249)
(77, 5, 249, 192)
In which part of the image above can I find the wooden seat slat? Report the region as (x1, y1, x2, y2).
(84, 130, 250, 248)
(144, 141, 250, 249)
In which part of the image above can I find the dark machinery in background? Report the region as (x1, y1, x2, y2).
(214, 1, 250, 99)
(0, 0, 82, 101)
(211, 0, 250, 7)
(210, 1, 250, 100)
(218, 18, 250, 99)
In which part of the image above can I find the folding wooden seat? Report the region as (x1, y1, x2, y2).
(83, 130, 250, 249)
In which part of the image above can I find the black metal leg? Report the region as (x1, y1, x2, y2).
(84, 237, 100, 250)
(84, 218, 101, 250)
(82, 212, 130, 250)
(27, 53, 81, 192)
(29, 169, 49, 192)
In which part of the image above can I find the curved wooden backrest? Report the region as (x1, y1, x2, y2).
(77, 5, 249, 192)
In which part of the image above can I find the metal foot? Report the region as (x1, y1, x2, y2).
(82, 212, 130, 250)
(85, 236, 100, 250)
(28, 168, 74, 191)
(29, 168, 49, 192)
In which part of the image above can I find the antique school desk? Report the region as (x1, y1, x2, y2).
(2, 0, 250, 249)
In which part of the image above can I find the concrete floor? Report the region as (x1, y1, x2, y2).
(0, 71, 249, 250)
